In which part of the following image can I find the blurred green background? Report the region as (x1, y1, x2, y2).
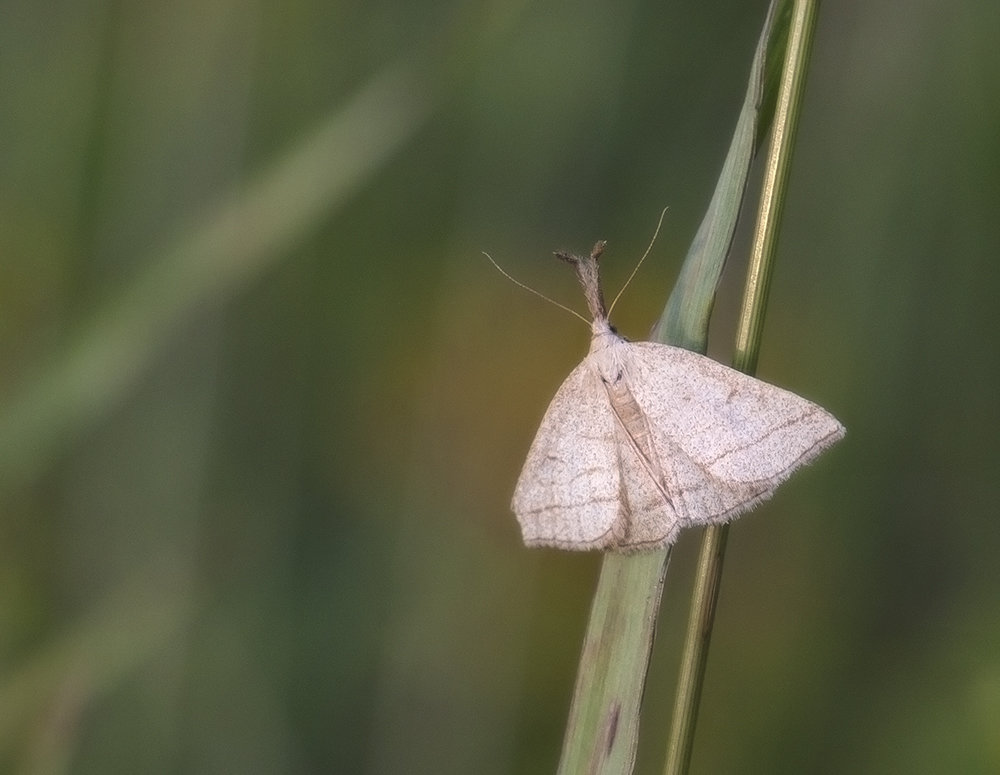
(3, 1, 999, 773)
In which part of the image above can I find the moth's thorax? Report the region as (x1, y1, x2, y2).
(588, 319, 627, 385)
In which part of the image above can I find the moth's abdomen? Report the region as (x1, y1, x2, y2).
(604, 381, 652, 457)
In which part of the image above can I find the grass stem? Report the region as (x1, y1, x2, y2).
(662, 3, 820, 773)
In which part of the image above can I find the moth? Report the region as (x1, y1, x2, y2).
(511, 241, 844, 551)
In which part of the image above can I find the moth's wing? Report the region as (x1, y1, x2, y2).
(512, 362, 627, 550)
(625, 342, 845, 527)
(611, 415, 685, 550)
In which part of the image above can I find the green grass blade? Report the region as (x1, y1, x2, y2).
(556, 554, 670, 775)
(663, 2, 820, 774)
(556, 3, 791, 773)
(651, 0, 789, 352)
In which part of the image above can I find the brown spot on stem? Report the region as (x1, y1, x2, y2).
(605, 701, 621, 754)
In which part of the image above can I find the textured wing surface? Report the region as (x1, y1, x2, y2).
(512, 362, 626, 550)
(611, 413, 684, 550)
(624, 341, 845, 526)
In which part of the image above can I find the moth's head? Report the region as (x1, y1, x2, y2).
(554, 240, 606, 280)
(554, 241, 608, 324)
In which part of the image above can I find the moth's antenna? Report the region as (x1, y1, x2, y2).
(482, 252, 591, 325)
(608, 206, 669, 316)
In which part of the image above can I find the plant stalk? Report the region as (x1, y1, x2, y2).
(661, 2, 821, 774)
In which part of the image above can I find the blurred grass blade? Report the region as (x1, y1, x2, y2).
(0, 0, 536, 495)
(0, 569, 190, 753)
(0, 62, 433, 493)
(556, 3, 790, 773)
(663, 2, 820, 774)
